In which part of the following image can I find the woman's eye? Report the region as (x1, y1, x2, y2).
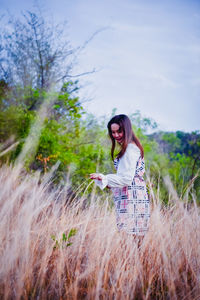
(111, 130, 122, 134)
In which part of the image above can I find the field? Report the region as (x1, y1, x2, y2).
(0, 164, 200, 300)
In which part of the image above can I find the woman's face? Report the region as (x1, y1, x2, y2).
(111, 123, 124, 144)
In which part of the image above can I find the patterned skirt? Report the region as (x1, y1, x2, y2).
(112, 177, 150, 235)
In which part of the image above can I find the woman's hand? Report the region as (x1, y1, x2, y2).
(90, 173, 103, 180)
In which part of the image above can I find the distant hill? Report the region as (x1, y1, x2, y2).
(148, 130, 200, 157)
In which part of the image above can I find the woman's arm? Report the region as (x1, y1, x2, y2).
(90, 144, 140, 190)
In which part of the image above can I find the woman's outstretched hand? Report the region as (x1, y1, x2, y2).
(90, 173, 103, 180)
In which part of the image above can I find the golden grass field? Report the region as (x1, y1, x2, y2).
(0, 164, 200, 299)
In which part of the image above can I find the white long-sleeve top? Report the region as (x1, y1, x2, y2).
(94, 143, 141, 190)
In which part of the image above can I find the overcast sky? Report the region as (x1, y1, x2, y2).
(1, 0, 200, 132)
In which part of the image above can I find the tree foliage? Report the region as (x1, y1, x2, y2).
(0, 10, 75, 91)
(0, 9, 199, 203)
(149, 131, 200, 200)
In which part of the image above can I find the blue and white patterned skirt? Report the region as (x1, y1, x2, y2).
(112, 179, 150, 235)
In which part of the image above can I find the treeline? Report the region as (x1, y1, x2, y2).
(148, 131, 200, 201)
(0, 9, 199, 203)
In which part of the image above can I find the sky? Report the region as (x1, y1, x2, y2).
(1, 0, 200, 132)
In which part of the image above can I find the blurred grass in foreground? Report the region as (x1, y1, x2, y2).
(0, 164, 200, 300)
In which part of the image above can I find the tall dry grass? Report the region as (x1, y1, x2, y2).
(0, 164, 200, 300)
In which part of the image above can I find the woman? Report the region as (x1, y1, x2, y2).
(90, 114, 150, 236)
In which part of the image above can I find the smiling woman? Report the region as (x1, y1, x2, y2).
(90, 114, 150, 236)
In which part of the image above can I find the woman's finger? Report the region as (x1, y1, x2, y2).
(90, 173, 102, 180)
(90, 173, 97, 179)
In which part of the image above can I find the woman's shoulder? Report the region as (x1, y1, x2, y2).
(119, 143, 140, 162)
(126, 143, 140, 154)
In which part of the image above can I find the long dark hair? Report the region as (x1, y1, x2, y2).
(107, 114, 144, 160)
